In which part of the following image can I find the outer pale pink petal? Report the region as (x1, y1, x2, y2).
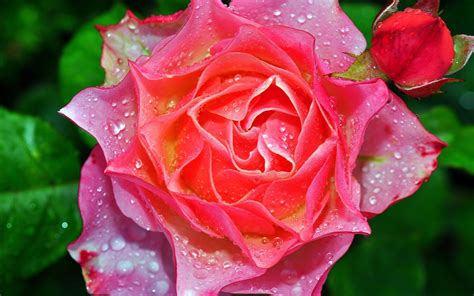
(68, 146, 175, 295)
(223, 234, 354, 296)
(230, 0, 367, 73)
(59, 75, 137, 162)
(98, 10, 188, 85)
(355, 93, 445, 216)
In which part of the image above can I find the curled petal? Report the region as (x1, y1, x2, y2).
(397, 77, 462, 98)
(223, 234, 354, 296)
(230, 0, 367, 74)
(355, 93, 445, 216)
(413, 0, 440, 15)
(98, 10, 188, 85)
(143, 0, 255, 74)
(68, 146, 175, 295)
(59, 75, 137, 162)
(148, 195, 267, 295)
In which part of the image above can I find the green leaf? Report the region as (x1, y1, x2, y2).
(0, 108, 81, 283)
(0, 108, 79, 191)
(59, 3, 125, 103)
(327, 236, 425, 296)
(447, 35, 474, 75)
(370, 170, 449, 247)
(0, 183, 81, 283)
(59, 3, 126, 147)
(332, 51, 388, 82)
(440, 126, 474, 174)
(419, 106, 474, 174)
(418, 106, 460, 143)
(155, 0, 189, 15)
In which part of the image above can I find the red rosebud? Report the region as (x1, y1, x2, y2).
(371, 8, 454, 89)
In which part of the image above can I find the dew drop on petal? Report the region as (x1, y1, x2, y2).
(297, 16, 306, 24)
(147, 261, 160, 273)
(291, 286, 303, 296)
(150, 280, 169, 295)
(110, 236, 126, 251)
(369, 196, 377, 205)
(183, 290, 197, 296)
(135, 159, 143, 169)
(116, 260, 134, 275)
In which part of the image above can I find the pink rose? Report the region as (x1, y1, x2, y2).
(61, 0, 444, 295)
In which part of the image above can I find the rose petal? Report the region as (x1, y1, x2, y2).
(223, 234, 354, 296)
(147, 194, 267, 295)
(143, 0, 255, 74)
(319, 77, 389, 165)
(98, 10, 188, 85)
(397, 77, 461, 98)
(68, 146, 175, 295)
(355, 93, 445, 216)
(230, 0, 367, 73)
(263, 137, 336, 220)
(216, 24, 302, 76)
(60, 75, 137, 162)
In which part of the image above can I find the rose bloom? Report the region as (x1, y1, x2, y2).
(61, 0, 444, 295)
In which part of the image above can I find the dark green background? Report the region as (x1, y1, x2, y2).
(0, 0, 473, 295)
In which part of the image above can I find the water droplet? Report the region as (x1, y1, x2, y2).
(147, 261, 160, 273)
(297, 16, 306, 24)
(183, 289, 197, 296)
(273, 9, 282, 16)
(369, 196, 377, 205)
(223, 261, 232, 269)
(116, 260, 134, 275)
(272, 237, 283, 248)
(150, 280, 169, 295)
(110, 236, 126, 251)
(326, 252, 334, 265)
(128, 22, 137, 30)
(373, 187, 381, 194)
(291, 286, 303, 296)
(393, 152, 402, 159)
(61, 222, 69, 229)
(101, 243, 109, 252)
(135, 159, 143, 169)
(109, 119, 126, 136)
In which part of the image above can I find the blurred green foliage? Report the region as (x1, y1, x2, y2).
(0, 0, 472, 295)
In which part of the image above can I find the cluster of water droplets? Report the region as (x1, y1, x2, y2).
(171, 233, 249, 295)
(359, 101, 435, 209)
(74, 178, 176, 296)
